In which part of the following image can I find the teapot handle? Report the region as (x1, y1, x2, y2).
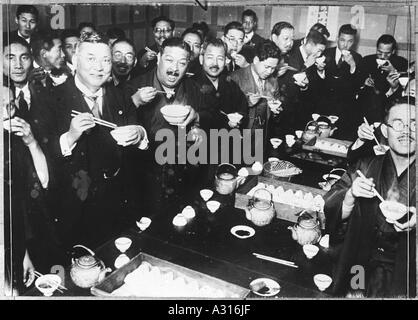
(73, 244, 96, 256)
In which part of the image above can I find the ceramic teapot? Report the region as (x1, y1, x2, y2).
(70, 245, 111, 289)
(302, 121, 320, 143)
(288, 211, 322, 245)
(317, 116, 337, 138)
(214, 163, 245, 195)
(245, 189, 276, 227)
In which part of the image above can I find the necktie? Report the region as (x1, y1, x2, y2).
(84, 95, 101, 118)
(17, 90, 29, 116)
(337, 55, 343, 68)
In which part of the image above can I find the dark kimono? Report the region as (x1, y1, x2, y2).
(324, 152, 416, 297)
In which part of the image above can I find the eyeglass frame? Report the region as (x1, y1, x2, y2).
(112, 52, 135, 63)
(225, 36, 244, 45)
(154, 28, 173, 34)
(386, 119, 416, 132)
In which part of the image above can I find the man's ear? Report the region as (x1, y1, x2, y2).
(381, 123, 388, 139)
(253, 56, 260, 65)
(71, 53, 77, 69)
(199, 54, 203, 66)
(157, 52, 161, 65)
(133, 57, 138, 68)
(15, 17, 19, 25)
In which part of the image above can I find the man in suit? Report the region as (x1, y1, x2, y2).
(132, 16, 175, 77)
(109, 38, 137, 89)
(310, 24, 363, 140)
(358, 34, 409, 122)
(221, 21, 250, 75)
(241, 9, 265, 63)
(51, 32, 148, 249)
(29, 31, 69, 89)
(126, 37, 217, 215)
(11, 5, 39, 45)
(230, 40, 281, 159)
(293, 22, 330, 49)
(182, 28, 203, 76)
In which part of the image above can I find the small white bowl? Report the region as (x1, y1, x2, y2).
(303, 244, 319, 259)
(311, 113, 320, 121)
(328, 115, 339, 124)
(160, 104, 190, 125)
(173, 214, 187, 227)
(293, 72, 307, 84)
(200, 189, 213, 201)
(270, 138, 283, 149)
(206, 200, 221, 213)
(268, 157, 279, 162)
(35, 274, 62, 297)
(295, 130, 303, 139)
(314, 274, 333, 291)
(379, 200, 408, 223)
(373, 144, 389, 156)
(319, 234, 329, 248)
(115, 237, 132, 253)
(114, 254, 130, 269)
(399, 77, 409, 88)
(227, 112, 243, 123)
(285, 134, 296, 147)
(136, 217, 152, 231)
(182, 205, 196, 219)
(238, 167, 249, 177)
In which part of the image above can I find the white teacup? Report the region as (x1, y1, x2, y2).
(136, 217, 152, 231)
(314, 274, 333, 291)
(399, 77, 409, 88)
(311, 113, 320, 121)
(285, 134, 296, 147)
(270, 138, 283, 149)
(303, 244, 319, 259)
(328, 115, 339, 124)
(207, 200, 221, 213)
(200, 189, 214, 201)
(115, 237, 132, 253)
(295, 130, 303, 139)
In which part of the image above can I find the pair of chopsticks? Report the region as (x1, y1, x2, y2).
(253, 253, 299, 268)
(33, 271, 68, 293)
(145, 46, 157, 54)
(356, 170, 385, 202)
(363, 117, 382, 148)
(71, 110, 117, 129)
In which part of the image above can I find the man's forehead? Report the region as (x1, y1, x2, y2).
(65, 36, 79, 44)
(79, 42, 110, 55)
(205, 45, 225, 56)
(226, 29, 244, 39)
(279, 28, 293, 37)
(184, 33, 201, 44)
(162, 46, 188, 58)
(5, 43, 30, 55)
(155, 20, 171, 29)
(389, 104, 416, 119)
(112, 42, 134, 54)
(261, 57, 279, 67)
(18, 12, 36, 20)
(377, 43, 393, 51)
(339, 33, 354, 40)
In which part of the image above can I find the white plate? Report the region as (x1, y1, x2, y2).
(230, 225, 255, 239)
(249, 278, 281, 297)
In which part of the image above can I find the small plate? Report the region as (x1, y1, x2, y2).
(249, 278, 281, 297)
(230, 225, 255, 239)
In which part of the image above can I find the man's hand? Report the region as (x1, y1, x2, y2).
(315, 59, 326, 72)
(179, 105, 199, 127)
(357, 123, 375, 141)
(67, 112, 96, 145)
(364, 76, 375, 88)
(267, 99, 283, 115)
(131, 86, 157, 107)
(305, 53, 318, 69)
(234, 53, 249, 68)
(139, 50, 157, 68)
(350, 176, 376, 199)
(110, 125, 145, 146)
(247, 93, 261, 106)
(394, 207, 416, 232)
(23, 250, 35, 288)
(27, 67, 47, 82)
(386, 71, 400, 90)
(3, 117, 36, 146)
(188, 127, 205, 147)
(342, 51, 356, 72)
(380, 60, 396, 73)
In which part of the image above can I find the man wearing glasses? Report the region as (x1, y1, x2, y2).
(132, 16, 175, 77)
(110, 38, 137, 88)
(324, 96, 416, 298)
(221, 21, 250, 75)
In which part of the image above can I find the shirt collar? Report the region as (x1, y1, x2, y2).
(15, 83, 31, 104)
(67, 61, 76, 75)
(75, 75, 103, 98)
(244, 31, 254, 44)
(250, 64, 265, 89)
(299, 44, 308, 63)
(335, 47, 342, 63)
(17, 30, 30, 43)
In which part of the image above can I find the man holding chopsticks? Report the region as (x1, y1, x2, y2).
(50, 32, 148, 250)
(324, 96, 416, 298)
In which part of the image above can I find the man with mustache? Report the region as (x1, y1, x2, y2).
(50, 32, 148, 249)
(109, 38, 137, 89)
(29, 31, 68, 89)
(324, 96, 416, 298)
(11, 5, 39, 44)
(132, 16, 175, 77)
(126, 37, 217, 214)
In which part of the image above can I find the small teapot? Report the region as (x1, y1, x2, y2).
(317, 116, 337, 138)
(70, 245, 111, 289)
(245, 189, 276, 227)
(288, 211, 322, 245)
(302, 121, 320, 143)
(214, 163, 245, 195)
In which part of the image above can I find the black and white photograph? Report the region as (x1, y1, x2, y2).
(0, 0, 416, 301)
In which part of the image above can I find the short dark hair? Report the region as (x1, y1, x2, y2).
(242, 9, 258, 23)
(255, 40, 280, 61)
(3, 32, 32, 54)
(305, 30, 327, 46)
(338, 24, 357, 37)
(182, 28, 203, 43)
(384, 96, 415, 123)
(111, 38, 136, 55)
(78, 22, 96, 35)
(151, 16, 175, 30)
(201, 38, 227, 56)
(161, 37, 191, 58)
(271, 21, 294, 36)
(310, 23, 330, 39)
(106, 27, 126, 41)
(79, 31, 108, 45)
(223, 21, 245, 36)
(61, 29, 79, 42)
(31, 31, 61, 59)
(377, 34, 397, 51)
(16, 5, 39, 20)
(192, 21, 210, 39)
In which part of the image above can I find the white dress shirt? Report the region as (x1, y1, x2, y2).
(18, 30, 30, 44)
(251, 65, 265, 93)
(244, 31, 254, 44)
(15, 83, 31, 110)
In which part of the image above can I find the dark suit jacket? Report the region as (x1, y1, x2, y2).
(50, 78, 139, 248)
(241, 33, 265, 63)
(131, 43, 159, 78)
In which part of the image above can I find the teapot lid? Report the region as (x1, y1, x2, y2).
(297, 211, 318, 228)
(77, 255, 99, 268)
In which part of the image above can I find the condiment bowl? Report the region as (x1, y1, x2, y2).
(115, 237, 132, 253)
